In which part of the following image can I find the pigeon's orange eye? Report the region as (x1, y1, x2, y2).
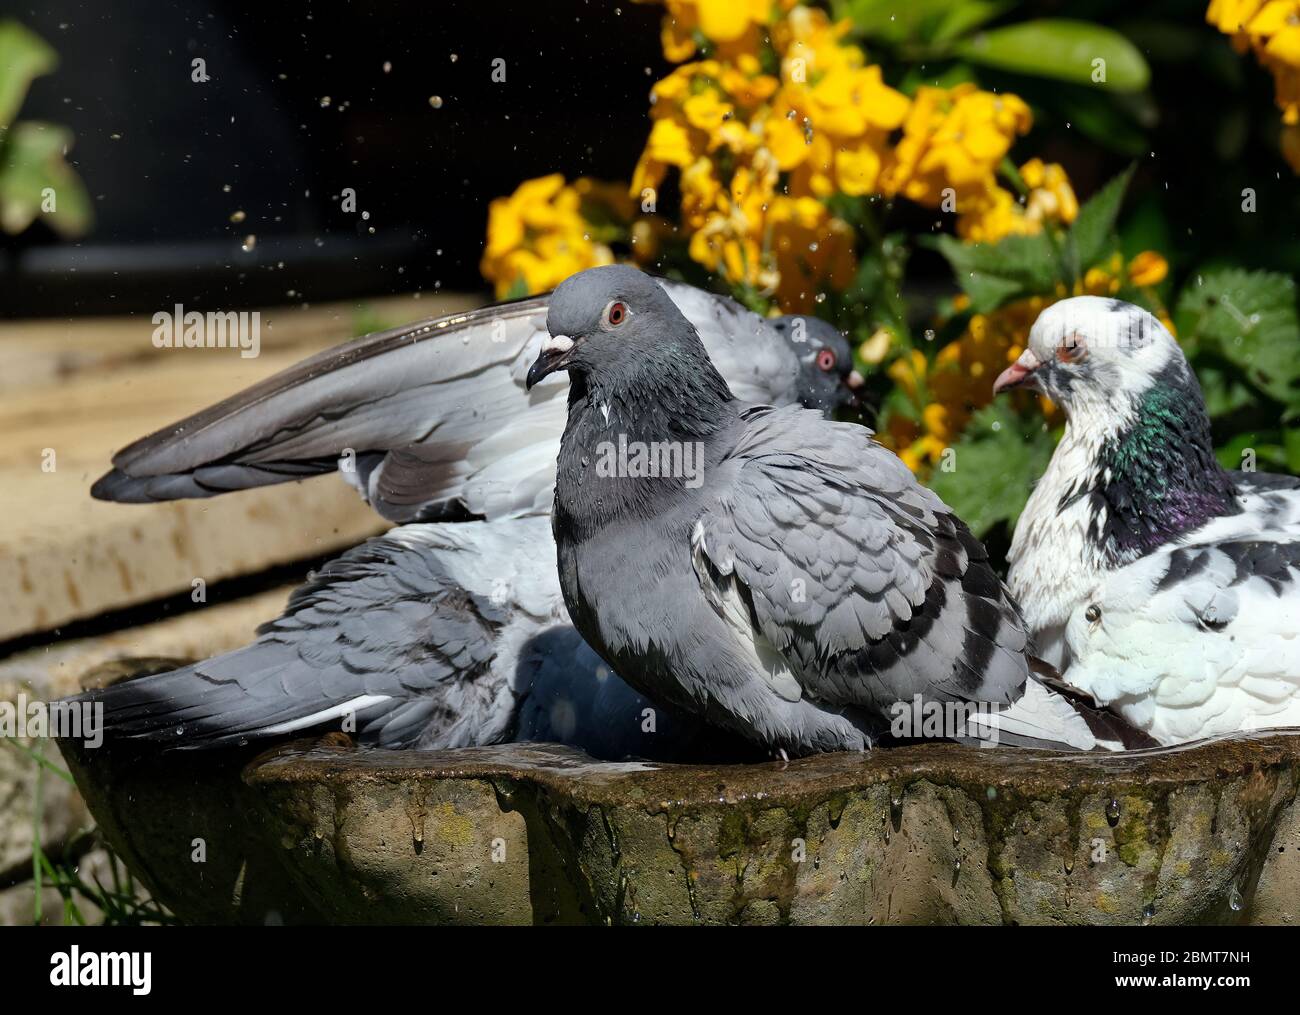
(1057, 335, 1087, 363)
(816, 349, 836, 372)
(606, 301, 627, 327)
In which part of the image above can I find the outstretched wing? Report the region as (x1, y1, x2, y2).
(692, 405, 1032, 717)
(92, 282, 803, 522)
(91, 296, 562, 521)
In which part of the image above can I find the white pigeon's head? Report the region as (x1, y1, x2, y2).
(994, 296, 1186, 419)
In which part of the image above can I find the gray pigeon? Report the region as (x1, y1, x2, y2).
(996, 295, 1300, 744)
(72, 282, 857, 759)
(531, 265, 1143, 756)
(91, 280, 861, 522)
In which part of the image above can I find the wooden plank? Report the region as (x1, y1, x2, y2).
(0, 293, 478, 643)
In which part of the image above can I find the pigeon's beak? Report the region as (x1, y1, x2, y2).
(846, 370, 865, 390)
(526, 334, 575, 390)
(993, 349, 1042, 395)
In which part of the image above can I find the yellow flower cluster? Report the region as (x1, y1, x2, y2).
(885, 251, 1170, 471)
(1208, 0, 1300, 171)
(658, 0, 783, 63)
(481, 175, 622, 299)
(957, 158, 1080, 244)
(483, 5, 1077, 313)
(632, 4, 1064, 309)
(634, 6, 897, 311)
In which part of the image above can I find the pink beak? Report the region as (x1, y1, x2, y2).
(993, 350, 1041, 395)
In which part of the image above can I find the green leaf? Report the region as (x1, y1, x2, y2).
(956, 19, 1151, 92)
(931, 2, 1017, 45)
(834, 0, 983, 44)
(927, 401, 1057, 538)
(1175, 268, 1300, 406)
(504, 275, 531, 301)
(1214, 432, 1287, 473)
(0, 20, 58, 131)
(0, 120, 92, 236)
(1064, 165, 1133, 282)
(1285, 425, 1300, 473)
(932, 231, 1057, 312)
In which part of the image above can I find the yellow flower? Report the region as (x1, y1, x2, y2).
(1208, 0, 1300, 168)
(767, 195, 856, 313)
(480, 174, 615, 298)
(1208, 0, 1268, 35)
(767, 7, 909, 196)
(631, 116, 698, 198)
(1127, 250, 1169, 287)
(1021, 159, 1079, 223)
(858, 327, 892, 364)
(687, 154, 780, 292)
(956, 186, 1034, 244)
(885, 84, 1032, 206)
(654, 0, 780, 62)
(955, 160, 1078, 244)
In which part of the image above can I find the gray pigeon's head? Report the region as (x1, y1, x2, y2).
(527, 264, 707, 390)
(994, 296, 1185, 418)
(770, 315, 864, 411)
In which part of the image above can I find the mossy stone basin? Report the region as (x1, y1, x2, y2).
(61, 726, 1300, 925)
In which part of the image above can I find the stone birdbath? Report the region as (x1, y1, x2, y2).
(59, 718, 1300, 925)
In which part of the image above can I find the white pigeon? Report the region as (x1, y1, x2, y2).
(995, 295, 1300, 744)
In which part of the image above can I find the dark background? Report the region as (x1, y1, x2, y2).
(3, 0, 1296, 317)
(2, 0, 669, 315)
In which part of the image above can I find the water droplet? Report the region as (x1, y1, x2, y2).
(319, 95, 332, 108)
(428, 95, 444, 109)
(1229, 884, 1243, 911)
(952, 828, 961, 845)
(1141, 903, 1155, 924)
(1106, 798, 1121, 826)
(382, 61, 392, 74)
(229, 210, 246, 224)
(450, 53, 458, 63)
(923, 329, 936, 342)
(241, 235, 256, 252)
